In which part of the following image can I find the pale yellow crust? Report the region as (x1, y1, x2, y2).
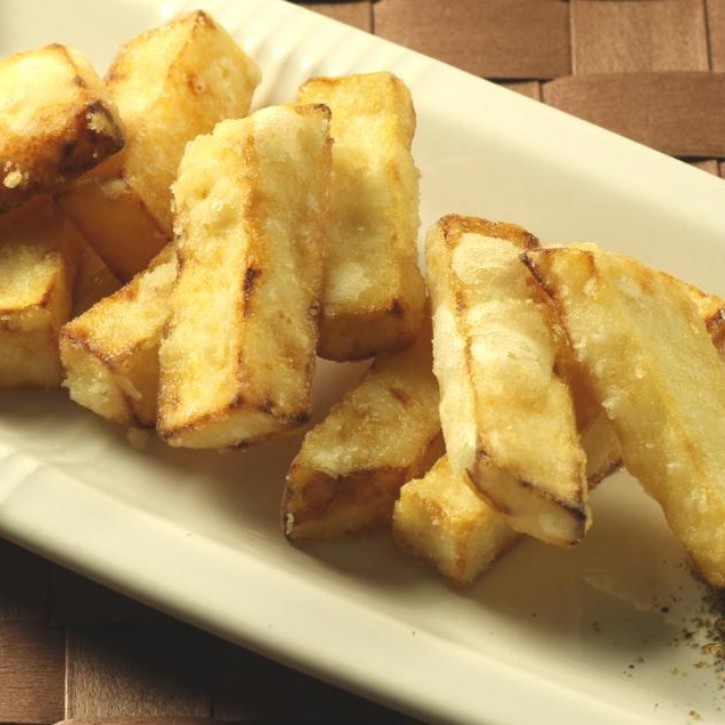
(299, 72, 426, 361)
(525, 245, 725, 589)
(71, 234, 121, 317)
(392, 405, 624, 588)
(60, 244, 177, 427)
(0, 198, 81, 388)
(393, 456, 522, 588)
(283, 320, 444, 541)
(425, 214, 589, 547)
(393, 253, 725, 587)
(677, 279, 725, 360)
(157, 105, 331, 449)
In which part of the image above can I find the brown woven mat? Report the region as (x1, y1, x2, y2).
(2, 1, 724, 723)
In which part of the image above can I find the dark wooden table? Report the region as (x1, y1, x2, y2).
(2, 1, 724, 723)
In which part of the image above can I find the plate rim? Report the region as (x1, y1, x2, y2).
(1, 1, 725, 723)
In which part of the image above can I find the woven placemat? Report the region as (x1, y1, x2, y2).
(2, 1, 723, 723)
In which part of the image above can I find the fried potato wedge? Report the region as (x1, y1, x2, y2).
(157, 105, 331, 449)
(566, 280, 724, 481)
(59, 11, 261, 280)
(0, 198, 81, 388)
(0, 44, 124, 213)
(283, 321, 443, 541)
(298, 72, 426, 361)
(60, 245, 176, 428)
(425, 214, 589, 547)
(557, 316, 623, 483)
(525, 245, 725, 588)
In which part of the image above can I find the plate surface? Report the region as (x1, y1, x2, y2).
(2, 1, 725, 723)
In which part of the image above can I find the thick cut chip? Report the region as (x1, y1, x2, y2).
(393, 396, 623, 587)
(283, 321, 443, 541)
(0, 198, 81, 388)
(425, 214, 589, 547)
(157, 105, 331, 449)
(525, 245, 725, 588)
(59, 11, 261, 280)
(0, 44, 124, 212)
(568, 274, 725, 486)
(393, 455, 522, 587)
(298, 72, 426, 361)
(60, 245, 176, 428)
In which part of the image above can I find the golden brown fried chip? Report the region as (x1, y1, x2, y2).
(70, 234, 121, 317)
(157, 105, 331, 449)
(59, 11, 261, 280)
(393, 455, 522, 587)
(0, 198, 82, 388)
(0, 44, 124, 212)
(425, 214, 589, 547)
(283, 321, 443, 541)
(525, 244, 725, 588)
(299, 72, 426, 361)
(392, 392, 623, 588)
(60, 244, 176, 427)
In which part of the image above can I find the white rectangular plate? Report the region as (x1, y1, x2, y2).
(2, 2, 725, 723)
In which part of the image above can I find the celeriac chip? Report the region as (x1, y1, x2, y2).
(59, 11, 261, 280)
(425, 214, 589, 547)
(60, 244, 176, 427)
(393, 455, 522, 587)
(0, 198, 81, 387)
(392, 391, 623, 587)
(283, 320, 443, 540)
(298, 72, 426, 361)
(525, 244, 725, 588)
(157, 105, 331, 449)
(0, 44, 124, 212)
